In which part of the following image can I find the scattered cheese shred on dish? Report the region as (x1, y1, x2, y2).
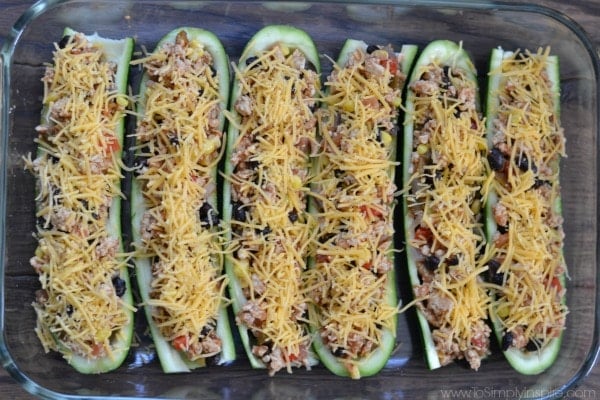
(133, 31, 227, 361)
(487, 48, 567, 351)
(25, 33, 132, 360)
(305, 44, 404, 378)
(229, 44, 320, 375)
(406, 59, 491, 370)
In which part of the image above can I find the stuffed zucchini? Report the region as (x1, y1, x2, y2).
(402, 40, 491, 370)
(130, 28, 235, 373)
(484, 47, 567, 375)
(25, 29, 135, 373)
(223, 25, 320, 375)
(305, 39, 417, 379)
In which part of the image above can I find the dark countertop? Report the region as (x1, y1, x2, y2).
(1, 0, 598, 399)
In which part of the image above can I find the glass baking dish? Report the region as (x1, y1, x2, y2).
(1, 0, 598, 398)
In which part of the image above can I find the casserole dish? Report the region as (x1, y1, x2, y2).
(1, 1, 598, 398)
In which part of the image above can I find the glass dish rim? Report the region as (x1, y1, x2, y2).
(0, 1, 599, 399)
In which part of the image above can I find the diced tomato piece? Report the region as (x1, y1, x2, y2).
(317, 254, 332, 264)
(359, 205, 383, 219)
(550, 276, 562, 291)
(362, 261, 373, 270)
(91, 343, 104, 357)
(361, 96, 379, 109)
(103, 133, 120, 154)
(471, 336, 485, 349)
(379, 58, 398, 75)
(172, 335, 189, 352)
(414, 226, 433, 242)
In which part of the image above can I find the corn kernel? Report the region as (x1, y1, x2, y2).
(45, 94, 59, 104)
(233, 258, 249, 280)
(290, 175, 303, 190)
(497, 305, 510, 319)
(381, 131, 393, 147)
(96, 328, 111, 342)
(202, 137, 220, 155)
(35, 246, 44, 258)
(116, 95, 129, 108)
(417, 144, 428, 155)
(280, 44, 290, 56)
(341, 100, 355, 113)
(470, 198, 481, 214)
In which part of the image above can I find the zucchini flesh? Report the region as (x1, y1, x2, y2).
(484, 48, 566, 375)
(307, 39, 417, 379)
(28, 28, 135, 373)
(223, 25, 320, 374)
(130, 27, 235, 373)
(402, 40, 490, 370)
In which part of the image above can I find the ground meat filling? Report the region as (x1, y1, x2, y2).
(486, 50, 567, 353)
(134, 30, 226, 361)
(230, 44, 319, 375)
(304, 44, 405, 377)
(407, 62, 491, 370)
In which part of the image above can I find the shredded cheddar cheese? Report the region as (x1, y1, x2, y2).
(26, 33, 132, 360)
(229, 44, 320, 375)
(133, 31, 227, 361)
(305, 44, 403, 378)
(406, 59, 491, 370)
(487, 48, 567, 351)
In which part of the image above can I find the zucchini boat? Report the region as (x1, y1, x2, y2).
(484, 47, 567, 375)
(130, 28, 235, 373)
(402, 40, 491, 370)
(223, 25, 320, 375)
(25, 29, 135, 373)
(306, 39, 417, 379)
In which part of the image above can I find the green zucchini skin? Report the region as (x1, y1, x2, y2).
(401, 40, 480, 371)
(308, 39, 417, 378)
(131, 27, 235, 373)
(485, 48, 564, 375)
(37, 28, 135, 374)
(223, 25, 320, 370)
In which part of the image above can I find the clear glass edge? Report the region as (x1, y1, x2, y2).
(0, 0, 598, 399)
